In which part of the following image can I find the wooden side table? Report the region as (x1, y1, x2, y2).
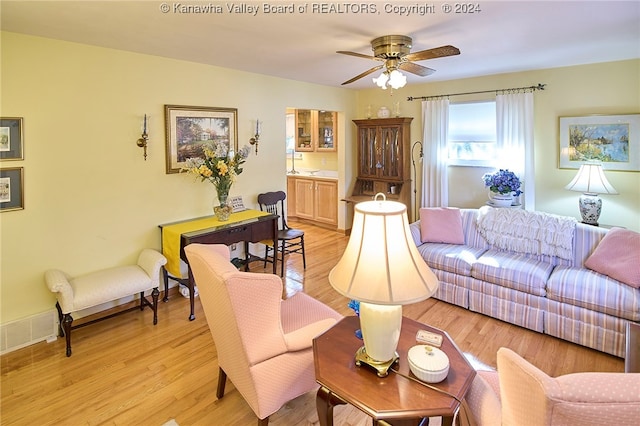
(313, 316, 476, 426)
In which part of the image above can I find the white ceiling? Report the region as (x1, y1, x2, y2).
(2, 1, 639, 89)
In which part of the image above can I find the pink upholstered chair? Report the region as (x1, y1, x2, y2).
(184, 243, 342, 426)
(462, 347, 640, 425)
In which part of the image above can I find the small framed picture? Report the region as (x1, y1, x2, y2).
(0, 117, 24, 160)
(164, 105, 238, 174)
(0, 167, 24, 212)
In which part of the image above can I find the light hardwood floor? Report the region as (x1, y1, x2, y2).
(1, 222, 623, 425)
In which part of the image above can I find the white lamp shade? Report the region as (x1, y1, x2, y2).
(565, 163, 618, 195)
(372, 72, 389, 89)
(388, 70, 407, 89)
(329, 197, 438, 305)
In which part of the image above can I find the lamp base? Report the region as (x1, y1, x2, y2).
(354, 345, 399, 377)
(579, 193, 602, 226)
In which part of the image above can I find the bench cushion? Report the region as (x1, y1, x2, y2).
(69, 265, 154, 312)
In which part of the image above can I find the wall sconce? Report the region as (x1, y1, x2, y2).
(136, 114, 149, 161)
(249, 119, 261, 154)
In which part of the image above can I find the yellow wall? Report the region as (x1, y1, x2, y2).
(356, 59, 640, 230)
(0, 32, 357, 324)
(2, 31, 639, 327)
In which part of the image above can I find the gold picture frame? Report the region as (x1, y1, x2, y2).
(164, 105, 238, 174)
(0, 117, 24, 160)
(0, 167, 24, 212)
(559, 113, 639, 171)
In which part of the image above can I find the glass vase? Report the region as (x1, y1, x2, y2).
(214, 190, 232, 221)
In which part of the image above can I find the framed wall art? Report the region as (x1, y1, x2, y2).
(559, 113, 640, 171)
(0, 167, 24, 212)
(0, 117, 24, 160)
(164, 105, 238, 174)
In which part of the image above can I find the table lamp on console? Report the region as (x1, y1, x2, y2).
(329, 193, 439, 377)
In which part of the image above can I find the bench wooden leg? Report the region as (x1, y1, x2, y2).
(152, 287, 159, 325)
(61, 312, 73, 357)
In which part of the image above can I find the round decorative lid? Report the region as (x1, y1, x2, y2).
(408, 345, 450, 372)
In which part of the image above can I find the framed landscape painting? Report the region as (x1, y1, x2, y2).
(164, 105, 238, 174)
(559, 113, 640, 171)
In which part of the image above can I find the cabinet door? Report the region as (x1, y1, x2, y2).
(358, 126, 380, 178)
(314, 180, 338, 226)
(295, 110, 313, 151)
(316, 111, 337, 152)
(379, 125, 403, 179)
(294, 178, 314, 219)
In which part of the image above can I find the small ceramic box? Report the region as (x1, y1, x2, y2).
(408, 345, 450, 383)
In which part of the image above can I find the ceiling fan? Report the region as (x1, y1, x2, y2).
(338, 35, 460, 86)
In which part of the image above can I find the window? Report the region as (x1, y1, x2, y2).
(448, 101, 496, 166)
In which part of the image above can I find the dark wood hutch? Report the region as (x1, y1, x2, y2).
(346, 117, 414, 220)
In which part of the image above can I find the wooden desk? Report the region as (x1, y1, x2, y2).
(313, 316, 476, 426)
(159, 211, 278, 320)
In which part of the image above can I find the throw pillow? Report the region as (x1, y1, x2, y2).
(584, 227, 640, 288)
(420, 207, 465, 244)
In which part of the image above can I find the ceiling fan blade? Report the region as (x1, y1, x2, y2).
(336, 50, 384, 61)
(399, 62, 436, 77)
(404, 45, 460, 62)
(341, 64, 385, 85)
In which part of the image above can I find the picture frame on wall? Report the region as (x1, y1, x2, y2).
(559, 113, 640, 171)
(0, 117, 24, 161)
(0, 167, 24, 212)
(164, 105, 238, 174)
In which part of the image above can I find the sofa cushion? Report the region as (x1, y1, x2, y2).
(584, 227, 640, 288)
(420, 207, 465, 244)
(547, 266, 640, 321)
(472, 250, 554, 297)
(417, 243, 487, 276)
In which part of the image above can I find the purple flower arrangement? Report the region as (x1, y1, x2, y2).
(482, 169, 522, 196)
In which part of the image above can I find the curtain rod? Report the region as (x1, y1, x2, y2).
(406, 83, 546, 101)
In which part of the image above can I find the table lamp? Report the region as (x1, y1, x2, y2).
(564, 163, 618, 226)
(329, 193, 439, 377)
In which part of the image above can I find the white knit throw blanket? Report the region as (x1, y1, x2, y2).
(476, 206, 577, 260)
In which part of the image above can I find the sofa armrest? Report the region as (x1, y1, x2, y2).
(44, 269, 75, 313)
(136, 249, 167, 285)
(409, 221, 422, 247)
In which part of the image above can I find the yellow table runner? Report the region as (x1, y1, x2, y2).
(161, 210, 270, 276)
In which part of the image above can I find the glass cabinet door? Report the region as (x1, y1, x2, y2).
(295, 109, 313, 151)
(316, 111, 337, 152)
(358, 126, 379, 178)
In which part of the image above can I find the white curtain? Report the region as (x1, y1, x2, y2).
(496, 92, 535, 210)
(421, 99, 450, 207)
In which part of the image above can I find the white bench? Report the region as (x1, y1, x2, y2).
(45, 249, 167, 357)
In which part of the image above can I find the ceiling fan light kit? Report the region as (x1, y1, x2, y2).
(338, 35, 460, 89)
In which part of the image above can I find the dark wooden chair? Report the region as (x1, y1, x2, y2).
(257, 191, 306, 276)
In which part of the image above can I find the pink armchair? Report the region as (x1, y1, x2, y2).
(462, 347, 640, 425)
(184, 243, 342, 426)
